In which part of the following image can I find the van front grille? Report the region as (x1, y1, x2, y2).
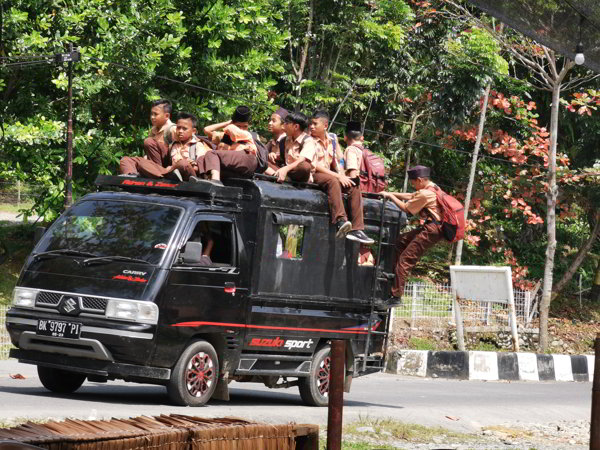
(36, 291, 61, 306)
(34, 291, 108, 314)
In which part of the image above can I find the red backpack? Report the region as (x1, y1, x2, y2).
(426, 185, 465, 243)
(359, 148, 387, 193)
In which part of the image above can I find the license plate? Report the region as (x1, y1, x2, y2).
(36, 319, 81, 339)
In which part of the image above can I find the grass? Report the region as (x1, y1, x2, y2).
(407, 336, 437, 351)
(0, 202, 34, 214)
(0, 223, 34, 306)
(318, 417, 475, 449)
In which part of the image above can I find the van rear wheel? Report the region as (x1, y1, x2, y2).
(37, 366, 86, 394)
(299, 345, 331, 407)
(167, 340, 219, 406)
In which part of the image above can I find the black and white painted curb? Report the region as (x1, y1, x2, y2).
(386, 350, 595, 382)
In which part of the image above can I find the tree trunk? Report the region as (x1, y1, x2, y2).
(539, 81, 562, 352)
(552, 211, 600, 297)
(454, 83, 491, 265)
(592, 260, 600, 302)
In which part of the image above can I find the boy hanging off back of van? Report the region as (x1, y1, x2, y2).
(380, 165, 443, 301)
(120, 99, 176, 175)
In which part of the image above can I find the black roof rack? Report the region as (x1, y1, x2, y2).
(95, 175, 244, 201)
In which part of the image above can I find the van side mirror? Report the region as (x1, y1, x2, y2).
(180, 241, 203, 264)
(33, 227, 47, 245)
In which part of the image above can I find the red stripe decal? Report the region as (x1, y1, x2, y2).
(171, 321, 368, 334)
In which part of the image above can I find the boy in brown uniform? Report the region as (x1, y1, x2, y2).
(273, 111, 315, 184)
(381, 165, 443, 300)
(265, 107, 288, 175)
(202, 106, 261, 180)
(120, 99, 175, 175)
(309, 112, 373, 244)
(135, 113, 212, 182)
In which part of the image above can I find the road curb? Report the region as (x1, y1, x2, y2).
(386, 350, 594, 382)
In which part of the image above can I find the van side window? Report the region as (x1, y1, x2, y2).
(180, 220, 234, 267)
(276, 225, 305, 260)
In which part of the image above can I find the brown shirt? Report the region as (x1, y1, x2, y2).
(149, 120, 174, 145)
(405, 182, 442, 221)
(284, 132, 317, 167)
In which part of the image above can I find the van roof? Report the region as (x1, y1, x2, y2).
(94, 175, 402, 225)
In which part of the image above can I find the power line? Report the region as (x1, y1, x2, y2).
(86, 56, 266, 107)
(0, 58, 54, 68)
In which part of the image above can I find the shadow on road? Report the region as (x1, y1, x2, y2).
(0, 383, 404, 409)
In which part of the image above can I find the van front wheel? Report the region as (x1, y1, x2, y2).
(38, 366, 86, 393)
(167, 340, 219, 406)
(298, 345, 331, 407)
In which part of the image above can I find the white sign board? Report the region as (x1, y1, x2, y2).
(449, 265, 513, 304)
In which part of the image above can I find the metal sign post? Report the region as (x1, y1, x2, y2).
(327, 340, 345, 450)
(450, 266, 519, 352)
(55, 45, 80, 208)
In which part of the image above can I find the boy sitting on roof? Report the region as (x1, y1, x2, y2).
(133, 112, 212, 182)
(264, 107, 288, 176)
(198, 106, 263, 182)
(120, 99, 176, 176)
(309, 112, 373, 245)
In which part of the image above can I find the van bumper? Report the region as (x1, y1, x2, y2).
(9, 348, 171, 384)
(6, 309, 156, 366)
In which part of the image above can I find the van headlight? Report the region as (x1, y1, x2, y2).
(105, 299, 158, 324)
(12, 287, 38, 308)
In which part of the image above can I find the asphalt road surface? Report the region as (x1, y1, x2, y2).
(0, 359, 591, 433)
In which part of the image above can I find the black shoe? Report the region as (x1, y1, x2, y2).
(335, 220, 352, 238)
(387, 295, 403, 306)
(346, 230, 375, 244)
(208, 179, 224, 186)
(188, 176, 202, 183)
(166, 169, 183, 182)
(118, 173, 138, 177)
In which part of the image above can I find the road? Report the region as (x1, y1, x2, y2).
(0, 359, 591, 433)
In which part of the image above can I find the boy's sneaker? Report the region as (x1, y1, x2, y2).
(118, 173, 139, 177)
(188, 176, 202, 183)
(167, 169, 183, 182)
(208, 179, 224, 186)
(346, 230, 375, 244)
(335, 220, 352, 238)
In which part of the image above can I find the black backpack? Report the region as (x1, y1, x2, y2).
(278, 135, 310, 168)
(251, 131, 269, 174)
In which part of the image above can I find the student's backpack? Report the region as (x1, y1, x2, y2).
(426, 185, 465, 243)
(359, 147, 387, 193)
(250, 131, 269, 174)
(164, 124, 177, 146)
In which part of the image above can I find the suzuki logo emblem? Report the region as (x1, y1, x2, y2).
(59, 296, 81, 316)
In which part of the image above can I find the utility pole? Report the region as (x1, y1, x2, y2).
(55, 44, 79, 208)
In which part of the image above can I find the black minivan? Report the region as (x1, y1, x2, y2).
(6, 175, 404, 406)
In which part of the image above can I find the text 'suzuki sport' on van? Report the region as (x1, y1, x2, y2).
(6, 175, 405, 406)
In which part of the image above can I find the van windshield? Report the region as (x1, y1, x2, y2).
(35, 200, 183, 265)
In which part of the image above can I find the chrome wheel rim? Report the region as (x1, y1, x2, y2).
(185, 351, 215, 397)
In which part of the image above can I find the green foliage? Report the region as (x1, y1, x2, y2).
(1, 0, 598, 302)
(408, 337, 437, 351)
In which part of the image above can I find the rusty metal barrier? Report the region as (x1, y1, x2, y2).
(0, 414, 319, 450)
